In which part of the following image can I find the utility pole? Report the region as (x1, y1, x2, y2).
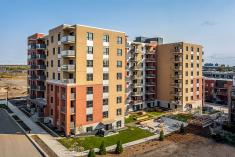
(6, 86, 9, 107)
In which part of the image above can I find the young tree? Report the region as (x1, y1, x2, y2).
(99, 141, 106, 155)
(159, 130, 164, 141)
(115, 140, 123, 154)
(180, 123, 186, 134)
(87, 148, 95, 157)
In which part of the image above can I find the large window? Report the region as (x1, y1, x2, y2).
(87, 60, 93, 67)
(103, 47, 109, 55)
(87, 46, 93, 54)
(103, 35, 109, 42)
(117, 49, 122, 56)
(117, 36, 122, 44)
(87, 32, 93, 41)
(87, 87, 93, 94)
(103, 60, 109, 67)
(87, 73, 93, 81)
(86, 114, 93, 122)
(86, 100, 93, 108)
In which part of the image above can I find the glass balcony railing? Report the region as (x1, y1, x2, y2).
(61, 64, 75, 72)
(61, 35, 75, 43)
(61, 50, 75, 57)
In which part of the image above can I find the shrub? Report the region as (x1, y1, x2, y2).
(99, 141, 106, 155)
(115, 140, 123, 154)
(159, 130, 164, 141)
(87, 148, 95, 157)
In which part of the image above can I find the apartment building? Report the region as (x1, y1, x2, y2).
(41, 24, 126, 136)
(229, 79, 235, 124)
(27, 33, 46, 118)
(126, 37, 162, 111)
(157, 42, 203, 111)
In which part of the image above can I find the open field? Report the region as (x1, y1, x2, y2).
(0, 74, 27, 99)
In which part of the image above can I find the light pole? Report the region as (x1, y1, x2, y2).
(6, 86, 9, 107)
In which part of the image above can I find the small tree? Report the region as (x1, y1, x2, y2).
(159, 130, 164, 141)
(180, 123, 185, 134)
(87, 148, 95, 157)
(115, 140, 123, 154)
(99, 141, 106, 155)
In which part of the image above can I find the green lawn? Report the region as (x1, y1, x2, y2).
(125, 111, 164, 124)
(125, 114, 138, 124)
(170, 114, 193, 122)
(147, 111, 164, 117)
(58, 127, 153, 150)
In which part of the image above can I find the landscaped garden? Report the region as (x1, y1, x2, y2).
(168, 113, 193, 122)
(125, 111, 164, 124)
(58, 127, 154, 151)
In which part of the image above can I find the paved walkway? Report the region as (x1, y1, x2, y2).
(0, 100, 77, 157)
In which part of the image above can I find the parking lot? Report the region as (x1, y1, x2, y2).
(0, 109, 42, 157)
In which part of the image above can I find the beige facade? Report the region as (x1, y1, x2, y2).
(43, 24, 126, 136)
(157, 42, 203, 111)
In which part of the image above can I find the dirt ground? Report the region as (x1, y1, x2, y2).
(101, 125, 235, 157)
(0, 75, 27, 99)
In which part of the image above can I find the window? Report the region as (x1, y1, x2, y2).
(86, 114, 93, 121)
(53, 48, 55, 55)
(87, 73, 93, 81)
(197, 48, 200, 52)
(87, 32, 93, 41)
(186, 97, 188, 101)
(103, 86, 109, 93)
(46, 72, 48, 78)
(191, 55, 193, 60)
(197, 87, 199, 91)
(197, 64, 199, 68)
(103, 111, 108, 118)
(117, 61, 122, 67)
(53, 73, 55, 79)
(186, 80, 188, 84)
(58, 47, 61, 54)
(87, 46, 93, 54)
(191, 80, 193, 84)
(86, 101, 93, 108)
(117, 96, 122, 103)
(186, 46, 189, 51)
(197, 79, 199, 83)
(87, 60, 93, 67)
(50, 109, 53, 116)
(103, 47, 109, 55)
(116, 121, 122, 128)
(117, 73, 122, 80)
(46, 61, 49, 67)
(185, 71, 188, 76)
(50, 97, 53, 103)
(58, 34, 61, 41)
(186, 88, 188, 93)
(58, 73, 60, 80)
(191, 88, 193, 92)
(51, 36, 54, 43)
(58, 60, 60, 67)
(117, 36, 122, 44)
(86, 126, 93, 132)
(186, 55, 188, 60)
(191, 71, 193, 76)
(117, 85, 122, 92)
(191, 47, 194, 51)
(191, 63, 193, 68)
(191, 96, 193, 100)
(197, 71, 199, 76)
(87, 87, 93, 94)
(103, 73, 109, 80)
(116, 108, 122, 115)
(185, 63, 188, 68)
(197, 56, 199, 60)
(46, 40, 49, 46)
(117, 49, 122, 56)
(197, 95, 199, 99)
(103, 99, 108, 106)
(103, 60, 109, 67)
(103, 35, 109, 42)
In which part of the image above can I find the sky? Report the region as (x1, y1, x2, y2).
(0, 0, 235, 65)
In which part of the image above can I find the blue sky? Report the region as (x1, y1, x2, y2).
(0, 0, 235, 65)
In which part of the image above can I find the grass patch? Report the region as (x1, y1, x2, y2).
(125, 111, 164, 124)
(58, 127, 153, 151)
(147, 111, 164, 117)
(125, 114, 137, 124)
(170, 114, 193, 122)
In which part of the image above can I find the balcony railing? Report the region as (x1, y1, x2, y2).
(61, 35, 75, 43)
(37, 86, 46, 91)
(70, 93, 76, 100)
(146, 74, 155, 78)
(70, 107, 75, 114)
(171, 83, 182, 88)
(36, 65, 46, 70)
(132, 92, 143, 96)
(37, 75, 46, 80)
(36, 44, 46, 50)
(36, 54, 46, 59)
(30, 85, 36, 90)
(61, 50, 75, 57)
(146, 66, 156, 70)
(62, 78, 75, 84)
(61, 64, 75, 72)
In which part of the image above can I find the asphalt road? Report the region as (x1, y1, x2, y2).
(0, 109, 42, 157)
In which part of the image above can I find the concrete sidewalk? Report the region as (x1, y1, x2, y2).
(0, 100, 77, 157)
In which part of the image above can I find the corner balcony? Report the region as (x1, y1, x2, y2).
(61, 50, 75, 58)
(61, 36, 75, 44)
(61, 64, 75, 72)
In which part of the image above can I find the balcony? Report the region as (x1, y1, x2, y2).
(146, 90, 155, 94)
(37, 86, 46, 91)
(70, 122, 75, 129)
(171, 91, 182, 96)
(134, 83, 142, 87)
(70, 107, 75, 114)
(171, 83, 182, 88)
(146, 74, 155, 78)
(146, 82, 155, 86)
(172, 49, 183, 54)
(36, 54, 46, 59)
(173, 58, 183, 62)
(171, 74, 183, 79)
(133, 75, 142, 79)
(61, 36, 75, 44)
(70, 93, 76, 100)
(62, 78, 75, 84)
(61, 64, 75, 72)
(61, 106, 65, 113)
(37, 75, 46, 80)
(36, 44, 46, 50)
(36, 65, 46, 70)
(29, 54, 36, 60)
(29, 75, 37, 80)
(132, 92, 143, 96)
(146, 58, 156, 62)
(30, 85, 36, 90)
(30, 65, 37, 69)
(61, 50, 75, 57)
(173, 66, 183, 71)
(146, 66, 156, 70)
